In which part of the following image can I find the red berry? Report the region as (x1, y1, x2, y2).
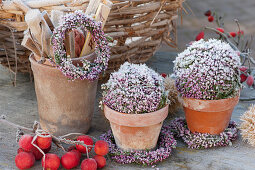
(94, 140, 109, 156)
(17, 148, 25, 154)
(41, 153, 60, 170)
(216, 28, 224, 33)
(246, 75, 254, 87)
(160, 73, 167, 78)
(240, 66, 248, 73)
(229, 32, 236, 37)
(76, 135, 93, 153)
(70, 149, 81, 160)
(94, 155, 106, 169)
(208, 16, 214, 22)
(36, 134, 52, 149)
(240, 74, 248, 83)
(43, 144, 51, 153)
(237, 30, 244, 35)
(19, 135, 34, 152)
(195, 31, 204, 41)
(61, 152, 79, 169)
(31, 146, 43, 160)
(15, 152, 35, 170)
(204, 10, 211, 17)
(81, 158, 97, 170)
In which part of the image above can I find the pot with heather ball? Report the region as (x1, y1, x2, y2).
(174, 39, 241, 134)
(101, 62, 169, 151)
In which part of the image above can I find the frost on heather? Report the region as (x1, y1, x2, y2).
(101, 62, 169, 114)
(174, 39, 241, 100)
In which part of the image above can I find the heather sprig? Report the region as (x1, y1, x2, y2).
(100, 124, 177, 166)
(101, 62, 169, 114)
(174, 39, 241, 100)
(51, 10, 110, 81)
(170, 117, 238, 149)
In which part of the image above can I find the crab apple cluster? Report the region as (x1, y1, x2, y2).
(240, 66, 254, 87)
(15, 134, 109, 169)
(63, 136, 109, 170)
(78, 137, 109, 170)
(15, 134, 52, 169)
(200, 9, 245, 39)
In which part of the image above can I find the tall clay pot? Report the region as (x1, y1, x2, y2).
(104, 105, 169, 151)
(30, 54, 98, 136)
(183, 94, 239, 135)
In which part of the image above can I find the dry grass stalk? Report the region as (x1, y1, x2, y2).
(240, 105, 255, 146)
(164, 76, 181, 115)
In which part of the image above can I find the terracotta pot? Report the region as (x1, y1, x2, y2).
(104, 105, 169, 151)
(183, 94, 239, 135)
(30, 53, 98, 136)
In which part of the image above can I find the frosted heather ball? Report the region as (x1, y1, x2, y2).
(174, 39, 241, 100)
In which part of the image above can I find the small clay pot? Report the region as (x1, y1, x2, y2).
(104, 105, 169, 151)
(30, 53, 98, 136)
(183, 94, 239, 135)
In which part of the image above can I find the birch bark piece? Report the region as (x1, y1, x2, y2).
(85, 0, 101, 15)
(21, 31, 41, 56)
(50, 10, 64, 28)
(64, 31, 75, 58)
(80, 1, 112, 57)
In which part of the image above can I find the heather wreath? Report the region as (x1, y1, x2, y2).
(101, 62, 169, 114)
(51, 10, 110, 81)
(174, 39, 241, 100)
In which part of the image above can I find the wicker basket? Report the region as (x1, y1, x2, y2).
(0, 0, 183, 83)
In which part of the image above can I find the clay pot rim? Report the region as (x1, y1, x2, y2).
(29, 52, 96, 70)
(183, 92, 240, 112)
(104, 104, 169, 127)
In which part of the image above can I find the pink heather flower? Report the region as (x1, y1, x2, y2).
(51, 10, 110, 81)
(100, 123, 177, 166)
(174, 39, 241, 100)
(169, 117, 238, 149)
(101, 62, 169, 114)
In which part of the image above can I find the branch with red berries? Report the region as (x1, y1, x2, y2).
(195, 10, 255, 94)
(0, 115, 109, 170)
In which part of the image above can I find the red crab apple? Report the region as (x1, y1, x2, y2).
(94, 155, 106, 169)
(36, 134, 52, 149)
(31, 146, 44, 160)
(240, 74, 248, 83)
(76, 135, 93, 153)
(204, 10, 211, 17)
(208, 16, 214, 22)
(246, 75, 254, 87)
(229, 32, 236, 37)
(161, 73, 167, 78)
(70, 149, 81, 160)
(195, 31, 204, 41)
(240, 66, 248, 73)
(237, 30, 244, 35)
(41, 153, 60, 170)
(216, 28, 224, 33)
(19, 134, 34, 152)
(94, 140, 109, 156)
(43, 144, 52, 153)
(17, 147, 43, 160)
(15, 152, 35, 170)
(61, 152, 80, 169)
(81, 158, 97, 170)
